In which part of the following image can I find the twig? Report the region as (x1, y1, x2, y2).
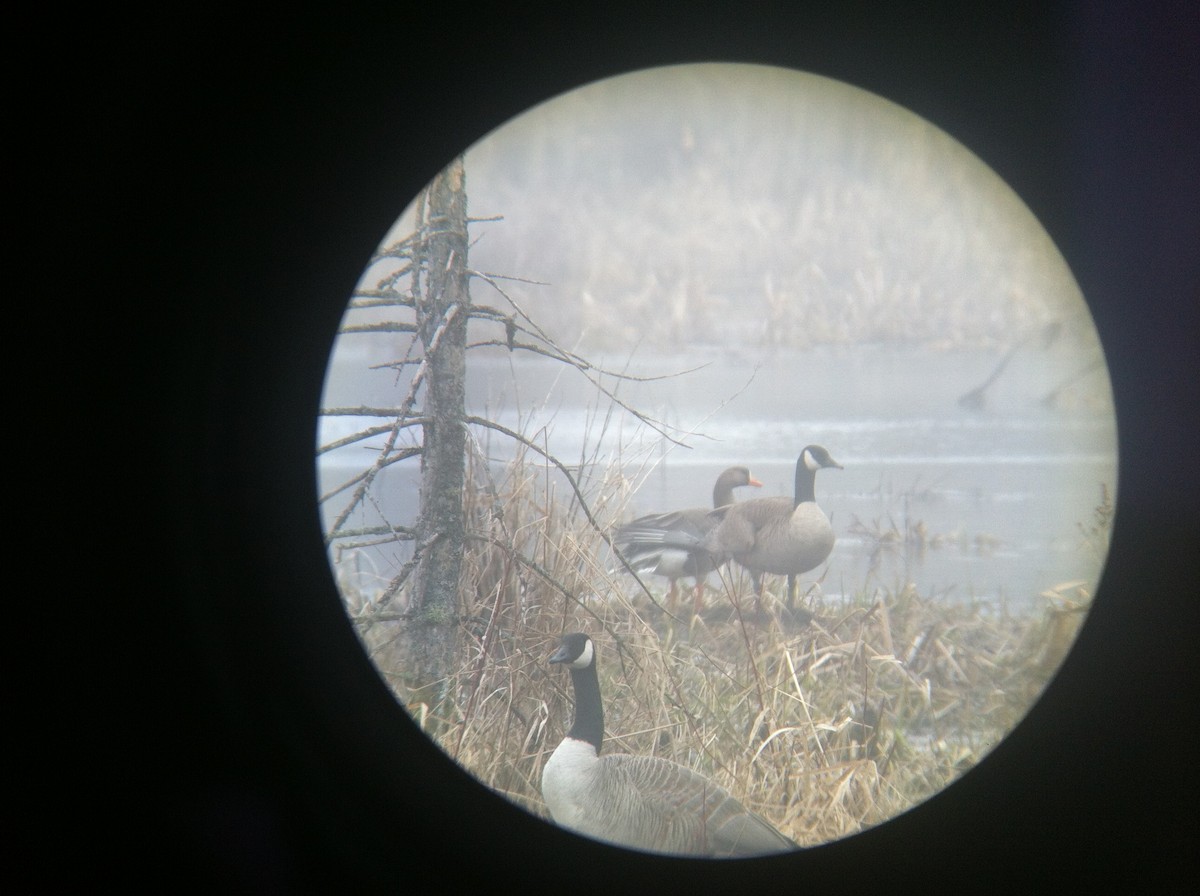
(338, 321, 420, 334)
(471, 271, 702, 447)
(464, 414, 665, 605)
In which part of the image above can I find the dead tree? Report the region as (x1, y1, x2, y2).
(319, 157, 702, 718)
(408, 157, 469, 700)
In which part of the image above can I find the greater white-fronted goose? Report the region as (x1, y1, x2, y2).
(613, 465, 762, 613)
(541, 632, 798, 857)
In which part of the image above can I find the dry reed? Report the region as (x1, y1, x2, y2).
(342, 438, 1098, 848)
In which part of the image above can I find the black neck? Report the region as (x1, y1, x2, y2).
(568, 663, 605, 754)
(793, 456, 818, 507)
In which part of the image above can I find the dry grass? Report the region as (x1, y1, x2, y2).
(343, 443, 1097, 848)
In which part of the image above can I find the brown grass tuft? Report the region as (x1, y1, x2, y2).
(343, 447, 1101, 847)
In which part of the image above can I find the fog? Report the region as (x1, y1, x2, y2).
(318, 63, 1116, 614)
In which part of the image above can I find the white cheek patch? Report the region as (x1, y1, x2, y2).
(803, 449, 820, 471)
(571, 638, 595, 669)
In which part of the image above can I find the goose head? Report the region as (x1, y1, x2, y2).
(549, 632, 595, 670)
(801, 444, 842, 473)
(792, 445, 841, 506)
(713, 465, 763, 506)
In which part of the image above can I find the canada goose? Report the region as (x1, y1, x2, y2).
(541, 632, 798, 857)
(613, 465, 762, 614)
(620, 446, 841, 611)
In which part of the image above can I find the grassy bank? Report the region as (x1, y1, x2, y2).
(340, 445, 1099, 848)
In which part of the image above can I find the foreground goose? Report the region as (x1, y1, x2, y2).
(613, 465, 762, 614)
(541, 632, 798, 857)
(620, 446, 842, 611)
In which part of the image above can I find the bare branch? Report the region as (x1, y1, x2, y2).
(374, 532, 440, 611)
(461, 337, 710, 387)
(369, 232, 419, 264)
(320, 408, 428, 420)
(423, 302, 463, 355)
(317, 424, 410, 454)
(325, 309, 440, 535)
(338, 321, 419, 335)
(469, 271, 706, 446)
(348, 292, 416, 309)
(318, 448, 420, 505)
(369, 358, 422, 372)
(327, 524, 417, 542)
(470, 270, 551, 287)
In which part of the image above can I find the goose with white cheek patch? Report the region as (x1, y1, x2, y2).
(540, 632, 798, 857)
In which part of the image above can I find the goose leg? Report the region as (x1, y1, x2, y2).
(786, 574, 797, 609)
(752, 573, 765, 621)
(692, 579, 705, 617)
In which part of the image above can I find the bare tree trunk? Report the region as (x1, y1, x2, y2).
(323, 155, 679, 716)
(410, 156, 469, 707)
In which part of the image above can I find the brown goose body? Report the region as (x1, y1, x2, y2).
(619, 447, 841, 609)
(708, 494, 836, 579)
(614, 466, 761, 611)
(700, 446, 841, 605)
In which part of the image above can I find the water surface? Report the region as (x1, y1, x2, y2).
(319, 342, 1116, 613)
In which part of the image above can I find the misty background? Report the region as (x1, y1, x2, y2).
(318, 64, 1117, 615)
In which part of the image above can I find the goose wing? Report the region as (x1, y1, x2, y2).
(705, 496, 793, 556)
(616, 507, 712, 544)
(588, 754, 796, 857)
(614, 508, 723, 578)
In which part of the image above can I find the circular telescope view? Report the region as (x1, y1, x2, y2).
(316, 63, 1117, 857)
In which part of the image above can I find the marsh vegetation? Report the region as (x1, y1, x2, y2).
(336, 440, 1104, 847)
(317, 64, 1116, 850)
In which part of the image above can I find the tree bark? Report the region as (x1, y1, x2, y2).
(410, 156, 469, 706)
